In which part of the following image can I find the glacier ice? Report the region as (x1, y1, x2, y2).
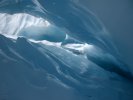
(0, 0, 133, 100)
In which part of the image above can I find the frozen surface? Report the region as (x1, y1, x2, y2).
(0, 0, 133, 100)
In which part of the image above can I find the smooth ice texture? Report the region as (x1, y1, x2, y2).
(0, 0, 133, 100)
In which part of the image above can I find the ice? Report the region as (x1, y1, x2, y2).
(0, 0, 133, 100)
(0, 34, 133, 100)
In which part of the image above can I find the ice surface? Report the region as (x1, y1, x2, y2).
(0, 34, 133, 100)
(0, 0, 133, 100)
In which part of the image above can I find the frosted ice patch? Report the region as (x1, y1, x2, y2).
(0, 13, 66, 42)
(0, 13, 49, 35)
